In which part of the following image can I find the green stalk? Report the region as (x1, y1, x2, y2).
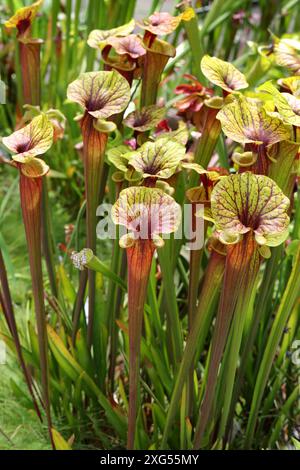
(80, 112, 108, 348)
(179, 5, 206, 83)
(157, 239, 183, 370)
(108, 240, 126, 392)
(257, 0, 279, 42)
(216, 134, 229, 169)
(19, 174, 54, 448)
(49, 0, 60, 107)
(245, 55, 271, 88)
(109, 254, 126, 387)
(124, 0, 137, 22)
(86, 0, 97, 71)
(190, 106, 222, 186)
(150, 0, 161, 13)
(41, 177, 58, 298)
(71, 269, 88, 345)
(267, 383, 300, 448)
(72, 0, 82, 78)
(126, 240, 155, 449)
(268, 141, 299, 196)
(217, 271, 259, 442)
(200, 0, 231, 39)
(193, 235, 260, 449)
(187, 237, 204, 327)
(160, 250, 225, 448)
(244, 245, 300, 448)
(98, 0, 106, 28)
(224, 246, 283, 440)
(222, 22, 238, 61)
(147, 259, 169, 367)
(63, 0, 72, 84)
(187, 247, 203, 321)
(186, 216, 207, 416)
(5, 0, 14, 15)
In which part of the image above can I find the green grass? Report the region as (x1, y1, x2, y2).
(0, 356, 50, 450)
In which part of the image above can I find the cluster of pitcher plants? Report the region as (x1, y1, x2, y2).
(0, 0, 299, 450)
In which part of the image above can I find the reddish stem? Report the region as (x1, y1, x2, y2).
(80, 112, 108, 347)
(244, 143, 269, 175)
(19, 174, 54, 449)
(160, 247, 226, 448)
(141, 38, 175, 107)
(19, 39, 42, 106)
(126, 240, 155, 449)
(193, 233, 260, 448)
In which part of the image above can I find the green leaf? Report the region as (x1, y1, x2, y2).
(292, 438, 300, 450)
(258, 80, 300, 126)
(201, 55, 248, 93)
(67, 71, 131, 119)
(57, 264, 76, 305)
(111, 186, 181, 241)
(106, 35, 146, 59)
(5, 0, 42, 35)
(87, 19, 135, 49)
(279, 75, 300, 97)
(211, 173, 290, 247)
(217, 96, 291, 145)
(107, 145, 132, 172)
(47, 325, 127, 437)
(274, 37, 300, 74)
(155, 121, 189, 146)
(127, 138, 186, 180)
(51, 428, 72, 450)
(124, 105, 165, 132)
(3, 115, 53, 161)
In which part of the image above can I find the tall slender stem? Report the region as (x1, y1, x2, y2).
(179, 5, 206, 83)
(19, 40, 42, 106)
(80, 112, 108, 348)
(160, 250, 225, 448)
(141, 38, 175, 107)
(41, 177, 58, 298)
(126, 240, 155, 449)
(108, 245, 126, 393)
(19, 35, 58, 299)
(71, 269, 88, 345)
(190, 106, 221, 188)
(186, 214, 207, 417)
(224, 245, 282, 439)
(19, 174, 54, 448)
(157, 240, 183, 370)
(193, 234, 259, 449)
(217, 264, 259, 442)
